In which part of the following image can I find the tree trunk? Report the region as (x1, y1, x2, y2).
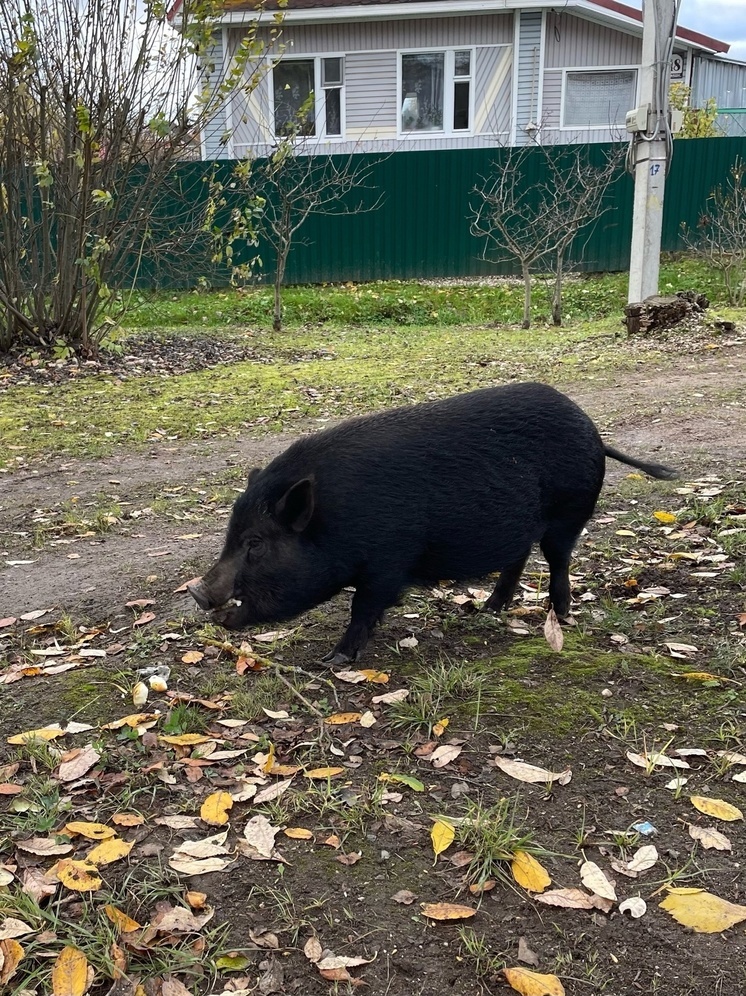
(552, 252, 563, 326)
(273, 247, 287, 333)
(521, 262, 531, 329)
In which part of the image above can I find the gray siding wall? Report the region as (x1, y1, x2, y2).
(540, 13, 642, 144)
(230, 14, 514, 155)
(202, 32, 230, 159)
(515, 11, 543, 144)
(544, 12, 641, 69)
(692, 55, 746, 108)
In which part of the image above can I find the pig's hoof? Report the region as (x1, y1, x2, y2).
(321, 650, 354, 667)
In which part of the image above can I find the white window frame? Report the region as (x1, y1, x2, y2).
(560, 65, 639, 131)
(397, 47, 476, 139)
(268, 53, 346, 142)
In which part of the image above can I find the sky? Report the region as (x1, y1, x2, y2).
(625, 0, 746, 63)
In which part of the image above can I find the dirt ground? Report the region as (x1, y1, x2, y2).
(1, 340, 745, 996)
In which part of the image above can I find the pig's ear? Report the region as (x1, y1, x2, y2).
(274, 478, 315, 533)
(247, 466, 263, 486)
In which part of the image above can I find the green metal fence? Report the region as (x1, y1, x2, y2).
(142, 136, 746, 288)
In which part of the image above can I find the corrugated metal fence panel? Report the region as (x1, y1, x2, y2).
(663, 136, 746, 249)
(139, 136, 746, 287)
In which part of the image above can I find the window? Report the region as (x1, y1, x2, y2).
(400, 49, 473, 134)
(563, 69, 638, 128)
(272, 56, 345, 138)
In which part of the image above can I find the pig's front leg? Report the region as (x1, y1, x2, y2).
(321, 582, 399, 667)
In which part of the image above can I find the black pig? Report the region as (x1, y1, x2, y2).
(189, 383, 677, 665)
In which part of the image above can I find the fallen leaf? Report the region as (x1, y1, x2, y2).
(86, 837, 134, 867)
(16, 837, 73, 856)
(660, 888, 746, 933)
(0, 918, 34, 940)
(391, 890, 417, 905)
(534, 888, 594, 910)
(185, 890, 207, 909)
(168, 855, 231, 875)
(690, 796, 743, 821)
(335, 851, 362, 866)
(51, 946, 88, 996)
(626, 750, 689, 770)
(132, 611, 155, 627)
(155, 815, 201, 830)
(111, 813, 145, 827)
(200, 791, 233, 826)
(653, 510, 677, 524)
(7, 725, 65, 745)
(104, 906, 141, 933)
(431, 819, 455, 857)
(64, 821, 115, 840)
(152, 906, 215, 932)
(254, 779, 294, 804)
(688, 825, 732, 851)
(317, 954, 373, 970)
(161, 978, 192, 996)
(304, 936, 323, 963)
(284, 828, 314, 840)
(359, 711, 377, 728)
(543, 609, 564, 652)
(512, 851, 551, 893)
(625, 845, 659, 874)
(0, 938, 24, 984)
(494, 757, 572, 784)
(431, 744, 462, 768)
(243, 815, 280, 858)
(171, 830, 229, 858)
(378, 772, 425, 792)
(181, 650, 205, 664)
(325, 712, 362, 725)
(160, 733, 213, 747)
(580, 861, 616, 902)
(304, 767, 344, 780)
(517, 937, 539, 967)
(503, 967, 565, 996)
(56, 859, 102, 893)
(619, 897, 647, 918)
(421, 902, 475, 921)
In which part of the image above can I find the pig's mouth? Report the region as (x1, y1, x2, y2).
(188, 580, 251, 630)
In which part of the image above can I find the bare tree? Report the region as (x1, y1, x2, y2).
(210, 117, 383, 331)
(470, 142, 624, 328)
(681, 157, 746, 306)
(0, 0, 279, 354)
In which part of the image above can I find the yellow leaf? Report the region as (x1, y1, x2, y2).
(304, 767, 345, 779)
(7, 726, 65, 745)
(104, 905, 142, 933)
(101, 713, 159, 730)
(181, 650, 205, 664)
(200, 791, 233, 827)
(690, 796, 743, 821)
(420, 902, 476, 921)
(653, 511, 677, 524)
(503, 967, 565, 996)
(51, 946, 88, 996)
(325, 712, 362, 725)
(511, 851, 551, 893)
(185, 891, 207, 909)
(284, 827, 314, 840)
(160, 733, 213, 746)
(673, 671, 728, 683)
(87, 837, 134, 867)
(56, 859, 102, 893)
(64, 822, 115, 840)
(433, 717, 450, 737)
(0, 939, 25, 985)
(357, 669, 389, 683)
(261, 743, 276, 774)
(660, 887, 746, 933)
(431, 819, 455, 857)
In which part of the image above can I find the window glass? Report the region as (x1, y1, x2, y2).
(401, 52, 445, 131)
(274, 59, 315, 135)
(453, 80, 470, 130)
(322, 57, 343, 87)
(564, 70, 637, 127)
(325, 87, 341, 136)
(454, 50, 471, 78)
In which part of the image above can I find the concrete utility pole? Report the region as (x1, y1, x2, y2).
(627, 0, 682, 303)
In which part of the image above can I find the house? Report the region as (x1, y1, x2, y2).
(691, 54, 746, 137)
(168, 0, 730, 158)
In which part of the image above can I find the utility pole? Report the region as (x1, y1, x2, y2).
(627, 0, 681, 303)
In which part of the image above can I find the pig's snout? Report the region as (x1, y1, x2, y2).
(188, 581, 213, 611)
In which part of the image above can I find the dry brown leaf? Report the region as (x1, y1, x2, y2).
(171, 830, 229, 858)
(161, 977, 192, 996)
(132, 611, 155, 628)
(111, 813, 145, 827)
(625, 845, 659, 874)
(688, 824, 732, 851)
(254, 779, 294, 805)
(168, 855, 232, 875)
(543, 608, 564, 652)
(304, 767, 345, 780)
(579, 861, 616, 902)
(371, 688, 409, 705)
(181, 650, 204, 664)
(619, 897, 647, 918)
(243, 815, 279, 858)
(304, 936, 323, 963)
(283, 827, 314, 840)
(0, 918, 34, 940)
(151, 906, 215, 932)
(517, 937, 539, 967)
(494, 757, 571, 784)
(16, 837, 73, 857)
(391, 890, 417, 905)
(533, 888, 594, 910)
(57, 745, 101, 783)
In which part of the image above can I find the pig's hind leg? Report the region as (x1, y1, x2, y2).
(539, 515, 589, 617)
(484, 552, 531, 612)
(321, 580, 401, 666)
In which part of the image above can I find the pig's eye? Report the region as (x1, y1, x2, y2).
(246, 537, 265, 555)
